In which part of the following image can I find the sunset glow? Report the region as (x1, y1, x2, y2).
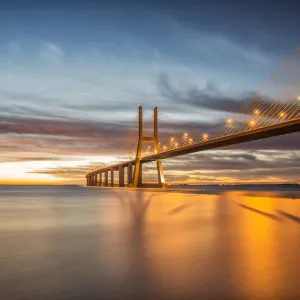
(0, 3, 299, 186)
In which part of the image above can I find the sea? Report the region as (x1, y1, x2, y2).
(1, 185, 300, 300)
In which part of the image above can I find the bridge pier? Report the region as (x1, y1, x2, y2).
(105, 170, 108, 186)
(86, 106, 166, 188)
(131, 106, 165, 188)
(127, 164, 133, 185)
(119, 166, 124, 187)
(110, 169, 114, 187)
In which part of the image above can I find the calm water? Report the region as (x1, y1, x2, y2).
(1, 185, 300, 300)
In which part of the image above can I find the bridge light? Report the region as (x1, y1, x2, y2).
(279, 112, 285, 118)
(189, 138, 193, 143)
(184, 132, 188, 137)
(163, 145, 167, 151)
(226, 118, 233, 124)
(249, 120, 256, 126)
(154, 149, 158, 154)
(297, 96, 300, 100)
(170, 137, 175, 142)
(175, 142, 178, 147)
(254, 109, 260, 115)
(203, 133, 208, 139)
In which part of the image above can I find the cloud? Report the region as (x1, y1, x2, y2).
(0, 25, 298, 184)
(0, 115, 125, 139)
(158, 73, 300, 120)
(158, 73, 244, 113)
(159, 150, 300, 183)
(29, 162, 105, 180)
(0, 156, 64, 163)
(0, 115, 140, 157)
(27, 150, 300, 184)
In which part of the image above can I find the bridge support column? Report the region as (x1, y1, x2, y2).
(154, 107, 165, 187)
(119, 166, 124, 187)
(86, 106, 166, 188)
(138, 163, 143, 185)
(132, 105, 165, 188)
(127, 164, 133, 185)
(105, 171, 108, 186)
(86, 176, 89, 186)
(111, 169, 114, 187)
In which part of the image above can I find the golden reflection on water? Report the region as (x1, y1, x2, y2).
(1, 187, 300, 299)
(235, 194, 280, 298)
(110, 190, 300, 298)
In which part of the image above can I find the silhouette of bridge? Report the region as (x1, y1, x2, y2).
(86, 46, 300, 188)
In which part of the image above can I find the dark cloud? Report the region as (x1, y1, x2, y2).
(163, 150, 300, 173)
(155, 150, 300, 183)
(0, 115, 126, 139)
(158, 73, 300, 120)
(158, 73, 244, 113)
(0, 114, 139, 156)
(227, 132, 300, 150)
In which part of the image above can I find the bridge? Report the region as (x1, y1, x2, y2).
(86, 46, 300, 188)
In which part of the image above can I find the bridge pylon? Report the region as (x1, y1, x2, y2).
(130, 105, 166, 188)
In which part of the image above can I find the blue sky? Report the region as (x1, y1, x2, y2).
(0, 0, 299, 184)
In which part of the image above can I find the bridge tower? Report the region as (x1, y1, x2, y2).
(130, 105, 166, 188)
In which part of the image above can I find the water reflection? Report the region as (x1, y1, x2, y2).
(277, 210, 300, 223)
(1, 187, 300, 299)
(237, 202, 282, 222)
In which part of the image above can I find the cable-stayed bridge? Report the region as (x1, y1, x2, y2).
(86, 46, 300, 188)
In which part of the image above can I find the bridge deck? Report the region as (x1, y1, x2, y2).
(86, 118, 300, 176)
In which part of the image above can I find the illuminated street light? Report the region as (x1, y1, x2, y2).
(154, 149, 158, 154)
(226, 118, 233, 124)
(254, 109, 260, 115)
(203, 133, 208, 139)
(170, 137, 175, 142)
(279, 112, 285, 118)
(163, 145, 167, 151)
(297, 96, 300, 100)
(175, 142, 178, 147)
(184, 132, 188, 137)
(189, 138, 193, 143)
(249, 120, 256, 126)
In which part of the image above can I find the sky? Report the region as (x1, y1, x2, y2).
(0, 0, 300, 185)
